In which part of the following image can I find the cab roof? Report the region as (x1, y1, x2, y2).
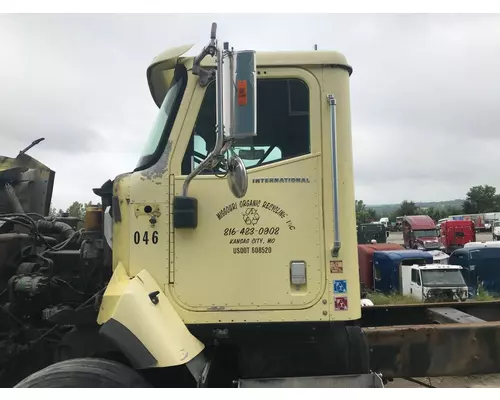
(149, 43, 351, 70)
(357, 243, 404, 256)
(452, 246, 500, 255)
(415, 264, 463, 270)
(442, 219, 474, 226)
(147, 43, 352, 108)
(373, 249, 434, 262)
(403, 215, 436, 230)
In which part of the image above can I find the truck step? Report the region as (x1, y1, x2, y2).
(237, 373, 384, 388)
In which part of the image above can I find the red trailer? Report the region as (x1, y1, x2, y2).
(358, 243, 404, 290)
(439, 219, 476, 253)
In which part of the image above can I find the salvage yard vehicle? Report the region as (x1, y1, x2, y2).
(493, 221, 500, 240)
(449, 246, 500, 297)
(372, 249, 433, 293)
(395, 216, 403, 231)
(438, 219, 476, 254)
(402, 215, 442, 251)
(400, 264, 468, 303)
(356, 222, 389, 244)
(371, 250, 467, 302)
(357, 243, 404, 291)
(379, 217, 389, 228)
(4, 23, 500, 388)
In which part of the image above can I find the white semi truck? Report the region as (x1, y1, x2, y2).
(401, 264, 468, 302)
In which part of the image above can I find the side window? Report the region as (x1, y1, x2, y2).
(416, 272, 421, 286)
(374, 266, 381, 281)
(181, 77, 311, 175)
(411, 268, 421, 284)
(411, 269, 417, 283)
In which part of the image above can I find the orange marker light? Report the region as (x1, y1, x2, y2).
(237, 80, 248, 106)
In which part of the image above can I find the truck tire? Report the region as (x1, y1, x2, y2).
(14, 358, 151, 388)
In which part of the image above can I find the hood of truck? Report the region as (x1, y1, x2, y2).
(415, 237, 441, 248)
(417, 236, 439, 242)
(0, 153, 55, 216)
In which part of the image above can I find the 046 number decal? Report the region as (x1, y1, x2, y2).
(133, 230, 159, 245)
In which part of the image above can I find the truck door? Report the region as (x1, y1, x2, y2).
(170, 68, 324, 312)
(447, 224, 456, 250)
(410, 268, 423, 301)
(454, 226, 465, 247)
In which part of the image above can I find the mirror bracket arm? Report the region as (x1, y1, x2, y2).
(182, 24, 225, 198)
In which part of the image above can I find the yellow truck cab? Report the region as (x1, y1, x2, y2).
(14, 23, 374, 388)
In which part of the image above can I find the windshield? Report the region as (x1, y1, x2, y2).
(135, 66, 187, 170)
(361, 224, 384, 232)
(413, 230, 438, 237)
(494, 222, 500, 227)
(421, 269, 466, 287)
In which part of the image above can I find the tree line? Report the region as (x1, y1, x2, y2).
(356, 184, 500, 225)
(49, 201, 102, 220)
(52, 184, 500, 227)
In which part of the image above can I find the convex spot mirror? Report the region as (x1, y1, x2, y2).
(227, 155, 248, 198)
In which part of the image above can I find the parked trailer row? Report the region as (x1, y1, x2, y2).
(360, 242, 500, 300)
(447, 213, 500, 233)
(359, 247, 468, 302)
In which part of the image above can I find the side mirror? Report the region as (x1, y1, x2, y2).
(386, 231, 390, 238)
(225, 50, 257, 140)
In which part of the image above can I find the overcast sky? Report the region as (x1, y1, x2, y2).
(2, 13, 500, 209)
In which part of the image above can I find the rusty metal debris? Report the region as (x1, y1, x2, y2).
(362, 301, 500, 378)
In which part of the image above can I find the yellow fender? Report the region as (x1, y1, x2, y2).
(97, 263, 205, 369)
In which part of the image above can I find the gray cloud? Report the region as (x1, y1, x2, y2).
(1, 13, 499, 209)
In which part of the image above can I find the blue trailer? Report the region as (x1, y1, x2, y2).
(373, 250, 434, 293)
(449, 247, 500, 296)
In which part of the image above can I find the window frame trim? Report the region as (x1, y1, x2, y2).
(170, 66, 322, 177)
(134, 64, 188, 173)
